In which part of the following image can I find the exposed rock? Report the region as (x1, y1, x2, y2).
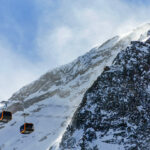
(59, 40, 150, 150)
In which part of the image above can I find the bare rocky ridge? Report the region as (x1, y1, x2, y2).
(59, 37, 150, 150)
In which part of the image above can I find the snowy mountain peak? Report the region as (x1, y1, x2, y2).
(120, 23, 150, 42)
(59, 34, 150, 150)
(0, 24, 150, 150)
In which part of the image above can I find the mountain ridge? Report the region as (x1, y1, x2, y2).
(0, 23, 150, 150)
(59, 36, 150, 150)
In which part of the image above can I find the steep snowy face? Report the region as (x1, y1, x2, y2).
(0, 24, 150, 150)
(59, 40, 150, 150)
(8, 24, 150, 110)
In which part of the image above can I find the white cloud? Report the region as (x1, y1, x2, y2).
(37, 26, 73, 67)
(35, 0, 150, 70)
(0, 39, 40, 100)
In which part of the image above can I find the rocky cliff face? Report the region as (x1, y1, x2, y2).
(59, 38, 150, 150)
(0, 24, 150, 150)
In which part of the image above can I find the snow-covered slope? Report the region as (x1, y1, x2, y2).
(59, 34, 150, 150)
(0, 23, 150, 150)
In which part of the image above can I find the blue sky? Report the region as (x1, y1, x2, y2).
(0, 0, 150, 100)
(0, 0, 39, 61)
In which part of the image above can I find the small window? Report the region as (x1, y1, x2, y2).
(4, 112, 11, 117)
(26, 124, 33, 129)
